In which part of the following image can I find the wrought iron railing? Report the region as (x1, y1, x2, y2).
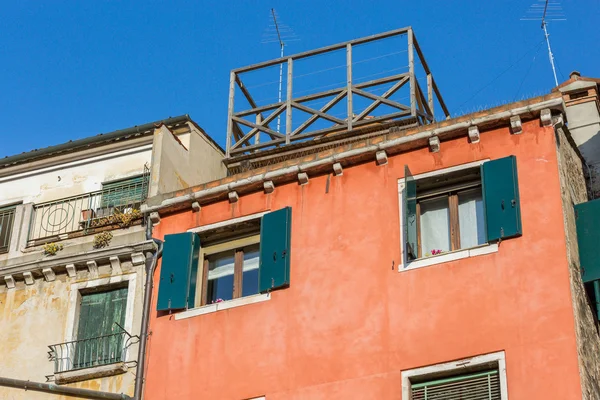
(48, 326, 136, 373)
(0, 206, 16, 254)
(28, 172, 149, 242)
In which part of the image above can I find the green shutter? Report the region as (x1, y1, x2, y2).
(411, 369, 500, 400)
(481, 156, 522, 241)
(75, 287, 127, 369)
(575, 199, 600, 283)
(404, 166, 417, 260)
(101, 176, 146, 208)
(259, 207, 292, 293)
(157, 232, 200, 311)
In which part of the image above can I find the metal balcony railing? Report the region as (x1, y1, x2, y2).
(48, 326, 136, 373)
(28, 171, 149, 242)
(0, 206, 16, 254)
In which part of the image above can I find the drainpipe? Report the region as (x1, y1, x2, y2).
(133, 217, 163, 400)
(0, 377, 131, 400)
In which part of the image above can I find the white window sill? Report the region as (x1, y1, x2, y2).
(175, 293, 271, 321)
(399, 243, 498, 272)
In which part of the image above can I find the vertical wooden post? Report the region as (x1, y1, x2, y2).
(346, 43, 353, 130)
(407, 29, 416, 118)
(427, 73, 434, 121)
(233, 250, 244, 299)
(286, 58, 293, 144)
(255, 114, 262, 144)
(226, 71, 236, 158)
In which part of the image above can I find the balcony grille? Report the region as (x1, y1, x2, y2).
(48, 326, 136, 373)
(0, 205, 16, 254)
(28, 171, 149, 242)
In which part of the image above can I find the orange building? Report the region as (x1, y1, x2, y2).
(138, 30, 600, 400)
(140, 92, 600, 399)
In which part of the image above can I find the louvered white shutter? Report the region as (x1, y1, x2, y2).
(411, 370, 500, 400)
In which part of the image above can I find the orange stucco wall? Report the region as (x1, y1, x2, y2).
(145, 120, 581, 399)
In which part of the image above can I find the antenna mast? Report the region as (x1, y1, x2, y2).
(541, 0, 559, 87)
(271, 8, 285, 132)
(521, 0, 565, 87)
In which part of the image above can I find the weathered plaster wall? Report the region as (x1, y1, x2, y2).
(148, 125, 226, 198)
(555, 123, 600, 399)
(145, 120, 585, 399)
(0, 260, 145, 399)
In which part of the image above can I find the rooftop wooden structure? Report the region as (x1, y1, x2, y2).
(225, 27, 450, 169)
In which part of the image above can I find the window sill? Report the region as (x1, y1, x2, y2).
(400, 243, 499, 272)
(54, 362, 127, 385)
(175, 293, 271, 321)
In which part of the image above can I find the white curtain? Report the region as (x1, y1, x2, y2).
(208, 253, 235, 280)
(458, 191, 486, 248)
(420, 197, 451, 254)
(242, 251, 259, 272)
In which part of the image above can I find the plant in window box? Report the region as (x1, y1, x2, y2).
(425, 249, 443, 257)
(113, 208, 142, 228)
(93, 231, 113, 249)
(43, 242, 64, 256)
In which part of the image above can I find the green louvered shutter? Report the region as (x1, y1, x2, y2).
(411, 370, 500, 400)
(404, 166, 417, 260)
(575, 199, 600, 283)
(259, 207, 292, 293)
(75, 287, 127, 369)
(157, 232, 200, 311)
(481, 156, 522, 241)
(101, 176, 147, 208)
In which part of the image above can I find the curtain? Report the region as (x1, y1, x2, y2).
(420, 197, 451, 254)
(458, 190, 486, 248)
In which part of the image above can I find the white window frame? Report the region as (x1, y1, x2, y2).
(397, 159, 498, 272)
(64, 273, 137, 362)
(401, 351, 509, 400)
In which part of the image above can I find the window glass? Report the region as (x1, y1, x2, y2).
(242, 245, 260, 297)
(419, 197, 451, 254)
(207, 251, 235, 303)
(458, 189, 486, 248)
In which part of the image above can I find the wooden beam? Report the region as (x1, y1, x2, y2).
(427, 73, 434, 120)
(286, 58, 293, 143)
(226, 71, 236, 157)
(291, 90, 347, 136)
(352, 87, 411, 111)
(408, 28, 416, 117)
(291, 102, 345, 124)
(354, 76, 409, 122)
(231, 105, 286, 150)
(232, 116, 285, 139)
(347, 43, 353, 130)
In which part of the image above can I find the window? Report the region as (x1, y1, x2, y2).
(402, 157, 522, 265)
(100, 175, 149, 211)
(411, 369, 500, 399)
(402, 352, 508, 400)
(202, 242, 260, 305)
(73, 286, 128, 370)
(413, 168, 485, 259)
(157, 207, 292, 312)
(0, 205, 16, 254)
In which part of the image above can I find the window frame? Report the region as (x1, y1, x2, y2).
(197, 234, 261, 307)
(398, 160, 498, 272)
(64, 274, 137, 363)
(0, 204, 17, 254)
(401, 351, 508, 400)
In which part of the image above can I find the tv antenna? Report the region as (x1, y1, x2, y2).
(262, 9, 299, 132)
(521, 0, 566, 87)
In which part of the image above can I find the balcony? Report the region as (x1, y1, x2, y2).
(28, 173, 149, 245)
(48, 326, 136, 375)
(0, 205, 16, 254)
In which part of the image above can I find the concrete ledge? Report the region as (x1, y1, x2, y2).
(54, 362, 128, 385)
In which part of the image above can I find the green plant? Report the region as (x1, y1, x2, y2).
(93, 231, 113, 249)
(43, 242, 64, 256)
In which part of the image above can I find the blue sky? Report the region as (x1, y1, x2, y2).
(1, 0, 598, 158)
